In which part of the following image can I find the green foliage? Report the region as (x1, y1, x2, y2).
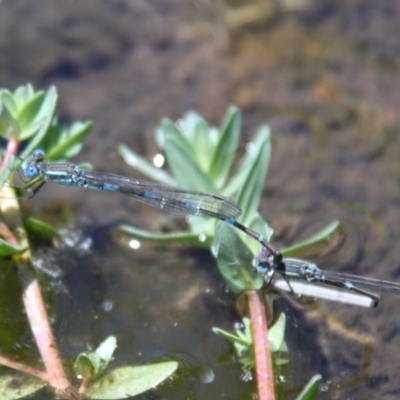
(73, 336, 178, 399)
(213, 219, 340, 293)
(118, 106, 273, 251)
(85, 362, 178, 399)
(0, 84, 92, 260)
(24, 217, 60, 240)
(211, 222, 264, 293)
(0, 239, 26, 257)
(295, 374, 322, 400)
(0, 83, 92, 166)
(0, 83, 181, 399)
(0, 87, 335, 398)
(0, 375, 45, 399)
(74, 336, 118, 380)
(212, 314, 288, 368)
(281, 220, 340, 257)
(118, 106, 340, 293)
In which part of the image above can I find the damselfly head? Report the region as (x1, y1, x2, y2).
(32, 149, 45, 162)
(256, 260, 274, 276)
(254, 246, 277, 277)
(21, 149, 45, 179)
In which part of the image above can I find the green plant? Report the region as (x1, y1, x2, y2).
(0, 89, 335, 399)
(118, 106, 272, 252)
(212, 314, 288, 368)
(0, 84, 179, 399)
(118, 106, 338, 399)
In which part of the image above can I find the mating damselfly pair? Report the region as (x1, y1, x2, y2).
(3, 148, 400, 307)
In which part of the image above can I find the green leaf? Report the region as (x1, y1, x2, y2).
(34, 118, 61, 152)
(16, 92, 46, 132)
(295, 374, 322, 400)
(0, 90, 18, 116)
(232, 318, 254, 366)
(154, 118, 180, 149)
(0, 374, 46, 399)
(235, 125, 271, 224)
(212, 222, 264, 293)
(77, 162, 93, 171)
(18, 86, 58, 141)
(282, 220, 340, 257)
(85, 362, 179, 399)
(179, 111, 202, 142)
(13, 83, 34, 107)
(209, 105, 241, 186)
(18, 119, 45, 141)
(181, 111, 213, 171)
(0, 102, 20, 138)
(164, 133, 217, 192)
(74, 336, 117, 380)
(212, 327, 251, 346)
(268, 313, 286, 353)
(213, 317, 254, 366)
(96, 336, 117, 360)
(213, 315, 288, 368)
(0, 238, 26, 258)
(75, 355, 96, 380)
(223, 124, 270, 198)
(213, 318, 254, 346)
(19, 86, 58, 159)
(163, 127, 196, 163)
(34, 117, 89, 160)
(25, 217, 59, 239)
(46, 120, 93, 160)
(0, 85, 58, 141)
(118, 143, 176, 186)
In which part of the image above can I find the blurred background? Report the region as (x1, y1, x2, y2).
(1, 1, 400, 399)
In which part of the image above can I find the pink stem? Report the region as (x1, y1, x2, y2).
(0, 355, 48, 381)
(20, 273, 71, 392)
(0, 168, 73, 395)
(247, 290, 275, 400)
(78, 378, 90, 393)
(1, 137, 19, 168)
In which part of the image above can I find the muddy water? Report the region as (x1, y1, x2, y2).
(1, 1, 400, 399)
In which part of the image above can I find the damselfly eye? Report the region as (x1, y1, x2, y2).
(257, 261, 271, 274)
(23, 164, 39, 178)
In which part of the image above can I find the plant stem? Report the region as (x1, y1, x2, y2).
(247, 290, 275, 400)
(19, 265, 71, 392)
(1, 137, 18, 169)
(0, 176, 72, 396)
(0, 355, 48, 381)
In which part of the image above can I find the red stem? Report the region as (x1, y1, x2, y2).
(78, 378, 90, 393)
(1, 142, 75, 397)
(1, 137, 19, 169)
(20, 272, 71, 392)
(247, 290, 275, 400)
(0, 355, 48, 381)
